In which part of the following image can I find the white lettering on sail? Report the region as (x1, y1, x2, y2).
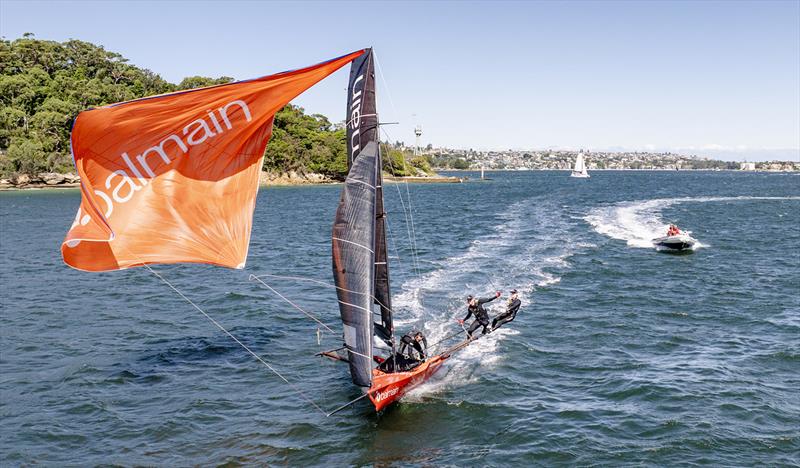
(349, 74, 364, 161)
(135, 135, 188, 178)
(105, 169, 140, 203)
(93, 189, 114, 218)
(183, 119, 216, 145)
(81, 100, 252, 225)
(218, 100, 252, 129)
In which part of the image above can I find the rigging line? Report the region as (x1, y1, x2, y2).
(428, 329, 468, 353)
(249, 275, 336, 334)
(376, 131, 406, 280)
(138, 263, 328, 416)
(403, 180, 423, 281)
(248, 276, 384, 362)
(380, 126, 421, 280)
(383, 215, 406, 280)
(374, 61, 423, 282)
(397, 178, 420, 279)
(383, 127, 422, 281)
(374, 54, 399, 123)
(327, 392, 370, 417)
(381, 127, 422, 280)
(250, 273, 399, 317)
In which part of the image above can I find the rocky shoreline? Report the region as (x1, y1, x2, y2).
(0, 171, 338, 190)
(0, 172, 81, 189)
(0, 171, 467, 190)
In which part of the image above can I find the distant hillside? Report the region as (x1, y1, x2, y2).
(0, 36, 430, 180)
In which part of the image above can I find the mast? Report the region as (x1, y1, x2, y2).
(348, 49, 392, 343)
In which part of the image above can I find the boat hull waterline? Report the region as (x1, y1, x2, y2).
(366, 335, 478, 411)
(368, 355, 448, 411)
(652, 234, 697, 251)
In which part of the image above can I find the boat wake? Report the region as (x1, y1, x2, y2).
(584, 196, 800, 249)
(388, 196, 587, 397)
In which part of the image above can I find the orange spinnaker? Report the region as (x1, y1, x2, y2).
(62, 50, 365, 272)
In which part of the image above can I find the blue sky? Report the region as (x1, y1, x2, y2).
(2, 0, 798, 161)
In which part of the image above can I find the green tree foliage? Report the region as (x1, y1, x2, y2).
(263, 105, 347, 177)
(177, 76, 234, 90)
(378, 144, 433, 176)
(0, 36, 359, 180)
(0, 36, 175, 175)
(381, 143, 410, 175)
(428, 152, 471, 169)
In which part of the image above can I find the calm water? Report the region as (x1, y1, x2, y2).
(1, 171, 799, 466)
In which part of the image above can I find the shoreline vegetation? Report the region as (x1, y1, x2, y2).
(2, 36, 796, 188)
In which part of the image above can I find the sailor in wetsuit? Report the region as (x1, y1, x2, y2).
(491, 289, 521, 331)
(379, 331, 428, 373)
(459, 291, 501, 339)
(399, 331, 428, 362)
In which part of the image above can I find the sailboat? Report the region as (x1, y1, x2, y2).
(328, 49, 477, 412)
(61, 48, 479, 415)
(571, 150, 590, 178)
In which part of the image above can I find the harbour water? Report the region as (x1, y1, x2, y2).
(1, 170, 798, 465)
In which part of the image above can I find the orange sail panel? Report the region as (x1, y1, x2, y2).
(62, 50, 364, 272)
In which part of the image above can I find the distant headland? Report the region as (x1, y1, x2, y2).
(423, 147, 799, 172)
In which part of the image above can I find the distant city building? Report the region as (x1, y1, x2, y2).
(404, 144, 798, 172)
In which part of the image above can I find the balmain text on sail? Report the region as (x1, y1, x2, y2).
(348, 74, 364, 161)
(91, 100, 252, 218)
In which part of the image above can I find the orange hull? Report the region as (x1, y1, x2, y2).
(367, 355, 449, 411)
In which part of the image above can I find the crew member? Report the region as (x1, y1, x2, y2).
(379, 331, 428, 373)
(459, 291, 501, 339)
(667, 224, 680, 236)
(399, 331, 427, 362)
(491, 289, 521, 331)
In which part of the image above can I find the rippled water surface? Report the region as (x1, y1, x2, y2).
(1, 171, 799, 466)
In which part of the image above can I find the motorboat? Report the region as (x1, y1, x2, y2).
(652, 233, 697, 251)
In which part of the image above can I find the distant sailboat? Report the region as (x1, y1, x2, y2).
(571, 150, 590, 178)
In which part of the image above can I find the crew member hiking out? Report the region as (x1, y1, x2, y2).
(492, 288, 521, 331)
(459, 291, 501, 339)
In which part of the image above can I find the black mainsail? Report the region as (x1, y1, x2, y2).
(332, 48, 393, 387)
